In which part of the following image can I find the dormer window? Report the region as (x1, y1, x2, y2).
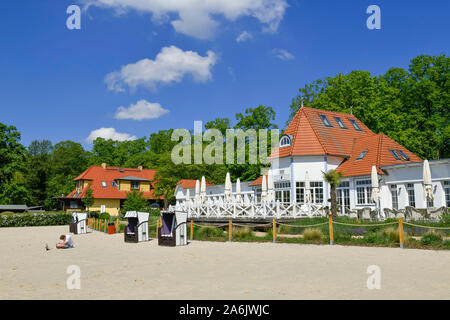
(348, 119, 362, 131)
(279, 135, 292, 147)
(356, 150, 368, 160)
(101, 181, 107, 188)
(397, 150, 410, 161)
(131, 181, 140, 190)
(334, 116, 347, 129)
(319, 115, 333, 127)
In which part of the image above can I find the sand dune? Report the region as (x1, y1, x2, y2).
(0, 226, 449, 299)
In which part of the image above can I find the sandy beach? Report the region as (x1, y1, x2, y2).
(0, 225, 449, 300)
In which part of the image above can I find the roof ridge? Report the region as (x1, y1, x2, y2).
(288, 107, 304, 156)
(375, 133, 383, 168)
(303, 108, 328, 154)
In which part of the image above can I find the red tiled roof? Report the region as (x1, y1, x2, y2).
(177, 179, 214, 189)
(249, 174, 268, 186)
(336, 133, 422, 177)
(65, 166, 163, 200)
(269, 107, 373, 159)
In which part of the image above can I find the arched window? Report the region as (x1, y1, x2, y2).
(279, 135, 291, 147)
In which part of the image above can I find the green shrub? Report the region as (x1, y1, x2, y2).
(303, 228, 324, 241)
(440, 212, 450, 225)
(382, 227, 400, 243)
(0, 212, 72, 227)
(443, 240, 450, 249)
(233, 227, 254, 240)
(420, 230, 443, 246)
(197, 226, 224, 240)
(98, 212, 110, 220)
(278, 225, 291, 234)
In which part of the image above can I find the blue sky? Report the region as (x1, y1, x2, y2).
(0, 0, 448, 149)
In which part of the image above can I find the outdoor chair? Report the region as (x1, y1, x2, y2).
(383, 208, 397, 219)
(348, 210, 358, 219)
(158, 211, 188, 247)
(124, 211, 149, 243)
(69, 212, 88, 234)
(360, 207, 371, 220)
(405, 206, 425, 221)
(428, 206, 445, 221)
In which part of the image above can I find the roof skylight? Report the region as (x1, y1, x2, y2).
(348, 119, 362, 131)
(356, 150, 368, 160)
(319, 115, 333, 127)
(334, 116, 347, 129)
(389, 149, 401, 160)
(397, 150, 410, 161)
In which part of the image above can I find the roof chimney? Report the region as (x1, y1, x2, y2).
(138, 166, 143, 172)
(101, 163, 107, 169)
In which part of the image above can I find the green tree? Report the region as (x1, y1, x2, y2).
(322, 170, 343, 220)
(82, 184, 95, 212)
(0, 123, 26, 184)
(205, 118, 231, 136)
(26, 140, 53, 206)
(122, 190, 150, 213)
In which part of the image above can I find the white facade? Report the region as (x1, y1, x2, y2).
(175, 159, 450, 213)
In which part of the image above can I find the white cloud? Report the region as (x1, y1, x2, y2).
(83, 0, 288, 39)
(115, 99, 169, 120)
(272, 48, 295, 60)
(236, 31, 252, 43)
(86, 128, 137, 143)
(105, 46, 217, 92)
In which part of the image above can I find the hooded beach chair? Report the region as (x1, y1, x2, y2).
(124, 211, 149, 243)
(69, 212, 88, 234)
(158, 211, 188, 247)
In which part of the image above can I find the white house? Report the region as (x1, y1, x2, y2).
(175, 107, 450, 215)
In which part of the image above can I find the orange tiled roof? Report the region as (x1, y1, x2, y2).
(336, 133, 422, 177)
(269, 107, 373, 159)
(249, 174, 268, 186)
(177, 179, 214, 189)
(64, 166, 163, 200)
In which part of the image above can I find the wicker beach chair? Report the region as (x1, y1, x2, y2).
(69, 212, 88, 234)
(158, 211, 188, 247)
(124, 211, 149, 243)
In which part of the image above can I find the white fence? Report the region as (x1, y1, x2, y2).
(170, 202, 326, 219)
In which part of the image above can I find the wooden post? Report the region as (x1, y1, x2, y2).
(328, 214, 334, 245)
(155, 219, 159, 239)
(116, 218, 119, 233)
(104, 219, 107, 232)
(229, 220, 232, 242)
(190, 220, 194, 240)
(273, 218, 277, 243)
(398, 217, 405, 248)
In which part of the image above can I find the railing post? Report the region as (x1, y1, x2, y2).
(328, 214, 334, 245)
(398, 217, 404, 248)
(190, 220, 194, 241)
(229, 219, 232, 242)
(155, 218, 159, 239)
(273, 218, 277, 243)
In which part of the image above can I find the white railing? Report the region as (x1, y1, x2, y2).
(169, 202, 326, 219)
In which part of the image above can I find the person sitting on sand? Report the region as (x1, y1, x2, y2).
(56, 234, 74, 249)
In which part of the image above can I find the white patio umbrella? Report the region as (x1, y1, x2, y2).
(224, 172, 232, 203)
(267, 170, 275, 203)
(200, 176, 207, 203)
(305, 171, 312, 204)
(185, 189, 191, 205)
(261, 174, 267, 203)
(195, 179, 200, 205)
(371, 165, 381, 219)
(423, 160, 433, 206)
(235, 178, 242, 204)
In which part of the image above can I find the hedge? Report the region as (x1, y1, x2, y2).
(0, 212, 72, 228)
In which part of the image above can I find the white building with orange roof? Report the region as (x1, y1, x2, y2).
(175, 107, 450, 216)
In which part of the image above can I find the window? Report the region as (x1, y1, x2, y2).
(337, 181, 350, 213)
(295, 181, 323, 204)
(101, 181, 107, 188)
(389, 149, 401, 160)
(356, 179, 372, 204)
(279, 135, 291, 147)
(275, 181, 291, 203)
(334, 116, 347, 129)
(348, 119, 362, 131)
(131, 181, 140, 190)
(444, 181, 450, 207)
(319, 115, 333, 127)
(407, 183, 415, 207)
(70, 201, 78, 209)
(111, 181, 118, 188)
(390, 184, 398, 210)
(397, 150, 410, 161)
(356, 150, 368, 160)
